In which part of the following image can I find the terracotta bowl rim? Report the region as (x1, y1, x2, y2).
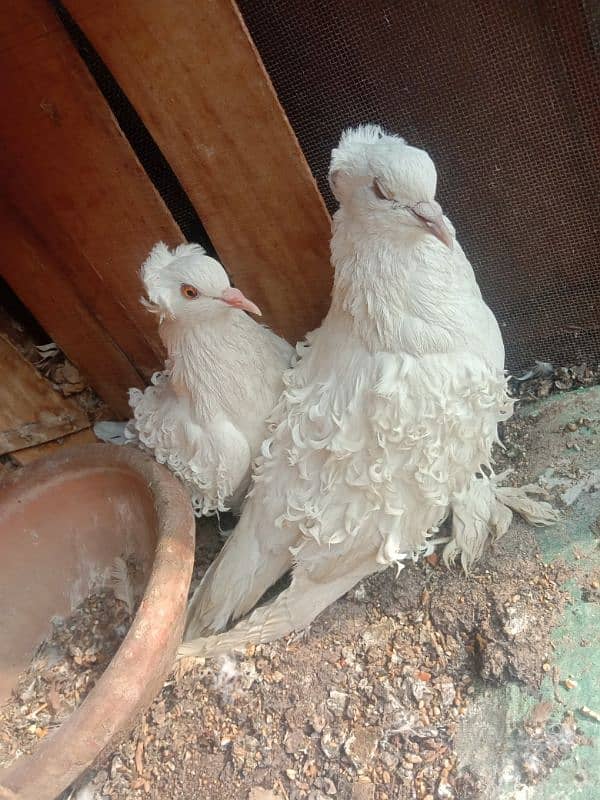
(0, 443, 195, 800)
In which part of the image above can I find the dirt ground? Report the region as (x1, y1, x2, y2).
(95, 539, 564, 800)
(60, 388, 595, 800)
(2, 292, 597, 799)
(0, 591, 131, 771)
(3, 378, 598, 800)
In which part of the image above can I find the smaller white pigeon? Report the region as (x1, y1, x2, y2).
(95, 242, 293, 517)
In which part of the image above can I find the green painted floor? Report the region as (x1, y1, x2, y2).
(457, 386, 600, 799)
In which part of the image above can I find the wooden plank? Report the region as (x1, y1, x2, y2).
(0, 0, 183, 380)
(12, 427, 97, 466)
(0, 0, 62, 52)
(0, 197, 144, 417)
(64, 0, 333, 344)
(0, 335, 89, 455)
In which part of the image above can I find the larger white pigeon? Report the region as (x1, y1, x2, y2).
(96, 242, 293, 516)
(180, 126, 556, 656)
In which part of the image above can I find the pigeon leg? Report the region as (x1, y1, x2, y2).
(493, 482, 558, 527)
(444, 473, 557, 571)
(443, 475, 501, 572)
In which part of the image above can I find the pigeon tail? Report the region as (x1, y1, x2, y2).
(178, 560, 379, 660)
(183, 507, 296, 640)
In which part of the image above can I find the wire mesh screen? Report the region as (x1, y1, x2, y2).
(238, 0, 600, 372)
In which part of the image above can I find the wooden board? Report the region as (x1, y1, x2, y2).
(12, 428, 97, 466)
(0, 198, 145, 418)
(0, 0, 183, 386)
(64, 0, 333, 344)
(0, 335, 89, 455)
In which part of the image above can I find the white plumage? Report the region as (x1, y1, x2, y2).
(180, 126, 556, 657)
(96, 242, 293, 516)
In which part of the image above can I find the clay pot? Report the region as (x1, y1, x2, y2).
(0, 444, 195, 800)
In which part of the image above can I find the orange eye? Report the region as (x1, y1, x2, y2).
(181, 284, 199, 299)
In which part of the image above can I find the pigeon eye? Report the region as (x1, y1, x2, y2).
(181, 284, 199, 299)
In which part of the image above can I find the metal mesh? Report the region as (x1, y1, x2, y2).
(238, 0, 600, 371)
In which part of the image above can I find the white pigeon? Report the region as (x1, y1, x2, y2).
(180, 126, 556, 657)
(95, 242, 293, 517)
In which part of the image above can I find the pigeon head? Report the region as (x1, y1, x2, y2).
(329, 125, 453, 249)
(140, 243, 261, 323)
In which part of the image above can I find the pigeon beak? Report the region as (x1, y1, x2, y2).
(221, 287, 262, 316)
(410, 201, 453, 250)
